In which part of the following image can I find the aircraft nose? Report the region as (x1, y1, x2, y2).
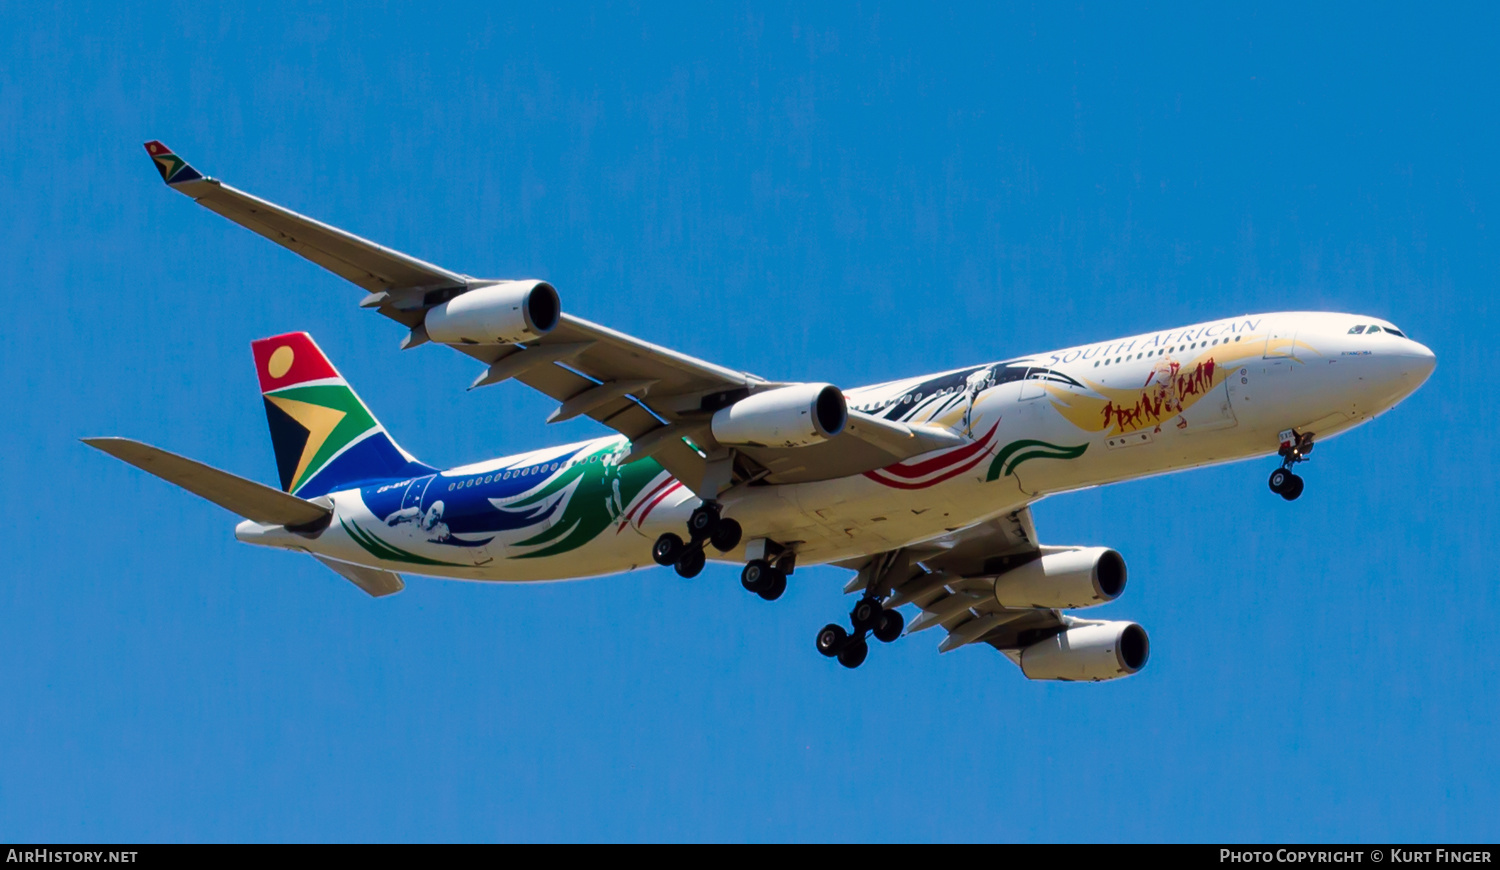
(1403, 342, 1437, 386)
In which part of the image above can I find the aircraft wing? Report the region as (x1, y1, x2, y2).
(146, 142, 966, 495)
(144, 141, 467, 320)
(842, 506, 1070, 656)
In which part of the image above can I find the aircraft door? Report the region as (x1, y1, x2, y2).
(1263, 322, 1299, 359)
(1180, 379, 1239, 432)
(400, 477, 430, 512)
(1019, 367, 1049, 400)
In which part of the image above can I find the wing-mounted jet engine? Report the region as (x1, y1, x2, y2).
(709, 383, 848, 449)
(1017, 620, 1150, 681)
(991, 546, 1126, 610)
(422, 280, 561, 346)
(823, 510, 1148, 675)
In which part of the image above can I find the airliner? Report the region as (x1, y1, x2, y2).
(87, 142, 1436, 679)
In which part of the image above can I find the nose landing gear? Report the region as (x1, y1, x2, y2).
(651, 500, 744, 579)
(1268, 430, 1314, 501)
(815, 596, 905, 669)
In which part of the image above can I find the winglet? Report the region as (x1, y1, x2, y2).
(143, 140, 205, 185)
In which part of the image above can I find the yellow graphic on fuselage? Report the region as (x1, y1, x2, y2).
(1044, 337, 1309, 436)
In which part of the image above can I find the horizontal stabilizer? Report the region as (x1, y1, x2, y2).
(313, 555, 405, 597)
(82, 437, 331, 527)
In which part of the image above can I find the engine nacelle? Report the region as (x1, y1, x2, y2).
(710, 384, 848, 448)
(1019, 621, 1150, 682)
(992, 547, 1126, 609)
(423, 280, 561, 345)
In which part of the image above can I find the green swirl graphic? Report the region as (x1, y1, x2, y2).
(986, 439, 1089, 481)
(506, 445, 664, 559)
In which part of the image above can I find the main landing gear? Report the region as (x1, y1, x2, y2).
(740, 556, 790, 601)
(815, 596, 905, 669)
(1268, 430, 1314, 501)
(650, 501, 743, 579)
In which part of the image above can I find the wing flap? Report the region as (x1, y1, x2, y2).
(83, 437, 331, 527)
(543, 315, 759, 396)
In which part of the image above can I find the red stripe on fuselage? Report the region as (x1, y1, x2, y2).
(617, 475, 677, 533)
(863, 449, 990, 490)
(635, 481, 684, 528)
(865, 422, 997, 480)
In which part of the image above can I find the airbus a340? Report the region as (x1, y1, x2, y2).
(87, 142, 1436, 679)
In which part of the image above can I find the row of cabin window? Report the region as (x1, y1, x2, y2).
(1348, 324, 1408, 337)
(853, 383, 965, 413)
(444, 457, 596, 491)
(1092, 335, 1243, 368)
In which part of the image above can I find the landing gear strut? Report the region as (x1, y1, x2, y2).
(1269, 430, 1314, 501)
(815, 596, 905, 669)
(652, 500, 743, 579)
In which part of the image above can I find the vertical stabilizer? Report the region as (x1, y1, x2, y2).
(251, 333, 434, 497)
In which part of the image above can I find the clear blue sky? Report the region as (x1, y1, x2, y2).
(3, 2, 1496, 843)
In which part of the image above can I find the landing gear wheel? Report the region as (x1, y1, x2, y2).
(816, 624, 848, 658)
(1268, 468, 1292, 494)
(710, 518, 743, 552)
(652, 533, 685, 566)
(757, 569, 787, 602)
(674, 546, 706, 579)
(873, 609, 905, 643)
(741, 559, 772, 594)
(851, 597, 882, 632)
(687, 504, 720, 541)
(837, 640, 869, 669)
(1280, 474, 1305, 501)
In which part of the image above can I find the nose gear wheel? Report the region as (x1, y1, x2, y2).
(1269, 430, 1314, 501)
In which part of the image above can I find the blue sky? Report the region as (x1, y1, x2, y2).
(2, 2, 1496, 843)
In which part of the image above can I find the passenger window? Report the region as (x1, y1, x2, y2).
(1348, 325, 1366, 334)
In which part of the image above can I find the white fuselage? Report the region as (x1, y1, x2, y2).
(238, 311, 1435, 582)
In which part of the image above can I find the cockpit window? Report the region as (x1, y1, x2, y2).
(1348, 325, 1367, 334)
(1366, 325, 1382, 334)
(1385, 326, 1407, 338)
